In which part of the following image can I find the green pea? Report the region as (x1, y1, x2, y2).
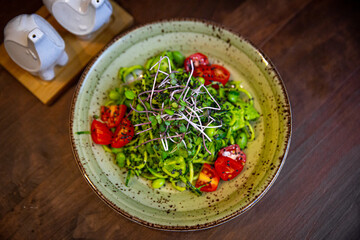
(171, 102, 178, 108)
(152, 178, 166, 189)
(170, 79, 177, 86)
(172, 51, 185, 67)
(136, 104, 144, 111)
(160, 61, 169, 72)
(228, 91, 240, 103)
(116, 153, 126, 168)
(205, 127, 217, 137)
(170, 72, 176, 80)
(236, 132, 248, 149)
(109, 89, 121, 100)
(125, 90, 135, 100)
(198, 77, 205, 85)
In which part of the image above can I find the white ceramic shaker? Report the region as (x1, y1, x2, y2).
(4, 14, 68, 80)
(43, 0, 113, 38)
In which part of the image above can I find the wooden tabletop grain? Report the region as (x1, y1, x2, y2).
(0, 0, 359, 239)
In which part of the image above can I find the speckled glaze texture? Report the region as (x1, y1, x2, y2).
(70, 19, 292, 231)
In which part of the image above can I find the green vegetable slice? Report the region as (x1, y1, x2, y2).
(147, 165, 168, 179)
(162, 156, 186, 178)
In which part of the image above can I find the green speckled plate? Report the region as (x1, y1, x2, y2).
(70, 19, 291, 231)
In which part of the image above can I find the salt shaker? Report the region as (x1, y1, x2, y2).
(4, 14, 68, 80)
(43, 0, 113, 37)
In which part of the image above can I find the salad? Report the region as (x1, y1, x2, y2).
(87, 51, 260, 196)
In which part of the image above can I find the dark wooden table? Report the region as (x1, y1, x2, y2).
(1, 0, 359, 239)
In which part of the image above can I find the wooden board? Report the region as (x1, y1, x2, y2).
(0, 1, 133, 105)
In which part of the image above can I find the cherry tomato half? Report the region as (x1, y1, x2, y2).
(212, 64, 230, 85)
(215, 156, 244, 181)
(184, 53, 209, 72)
(195, 163, 220, 192)
(111, 118, 134, 148)
(100, 104, 127, 128)
(194, 64, 230, 87)
(218, 144, 246, 164)
(91, 120, 113, 145)
(193, 65, 213, 85)
(215, 144, 246, 181)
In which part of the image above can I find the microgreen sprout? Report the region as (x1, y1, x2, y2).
(129, 56, 222, 152)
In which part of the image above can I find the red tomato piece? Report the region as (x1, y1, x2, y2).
(193, 65, 213, 85)
(194, 64, 230, 87)
(91, 120, 113, 145)
(184, 53, 209, 72)
(215, 144, 246, 181)
(218, 144, 246, 165)
(211, 64, 230, 85)
(111, 118, 134, 148)
(195, 163, 220, 192)
(215, 156, 244, 181)
(100, 105, 127, 128)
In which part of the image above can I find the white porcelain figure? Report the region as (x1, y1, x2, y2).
(4, 14, 68, 80)
(43, 0, 113, 37)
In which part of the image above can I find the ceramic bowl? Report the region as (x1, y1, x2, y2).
(70, 19, 292, 231)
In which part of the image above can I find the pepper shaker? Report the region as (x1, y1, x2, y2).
(43, 0, 113, 38)
(4, 14, 68, 80)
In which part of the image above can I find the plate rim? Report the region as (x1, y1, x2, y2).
(69, 18, 292, 231)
